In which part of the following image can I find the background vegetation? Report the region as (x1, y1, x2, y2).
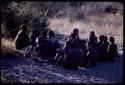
(1, 2, 123, 45)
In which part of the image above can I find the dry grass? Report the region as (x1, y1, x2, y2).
(1, 38, 15, 49)
(49, 13, 123, 45)
(1, 38, 24, 56)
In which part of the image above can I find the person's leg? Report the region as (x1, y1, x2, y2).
(82, 51, 89, 68)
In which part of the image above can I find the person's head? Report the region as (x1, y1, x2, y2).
(33, 29, 40, 37)
(99, 35, 104, 42)
(70, 32, 76, 39)
(73, 28, 79, 35)
(103, 36, 108, 42)
(49, 30, 54, 38)
(90, 31, 95, 36)
(32, 29, 37, 34)
(42, 30, 47, 38)
(21, 24, 28, 32)
(110, 37, 115, 44)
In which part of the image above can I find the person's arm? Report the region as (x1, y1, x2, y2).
(77, 34, 80, 39)
(14, 30, 22, 43)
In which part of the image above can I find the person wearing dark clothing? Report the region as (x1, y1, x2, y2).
(24, 29, 40, 59)
(73, 28, 79, 39)
(54, 33, 72, 66)
(47, 31, 60, 59)
(39, 30, 48, 39)
(48, 30, 54, 38)
(24, 46, 34, 58)
(37, 30, 50, 59)
(55, 31, 82, 68)
(30, 29, 40, 47)
(15, 24, 30, 50)
(72, 28, 81, 48)
(69, 31, 80, 48)
(103, 36, 109, 60)
(55, 50, 65, 66)
(54, 36, 74, 66)
(30, 44, 41, 61)
(87, 31, 98, 66)
(79, 39, 88, 67)
(63, 48, 83, 69)
(97, 35, 105, 61)
(89, 31, 98, 48)
(108, 37, 118, 61)
(103, 36, 109, 50)
(86, 42, 97, 67)
(61, 30, 84, 69)
(62, 33, 75, 52)
(38, 30, 49, 45)
(48, 31, 60, 49)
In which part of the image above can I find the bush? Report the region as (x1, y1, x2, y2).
(105, 5, 118, 14)
(1, 2, 49, 39)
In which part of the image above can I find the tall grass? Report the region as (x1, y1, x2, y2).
(49, 13, 123, 45)
(1, 2, 123, 51)
(1, 38, 15, 49)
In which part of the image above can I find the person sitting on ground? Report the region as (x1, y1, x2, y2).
(48, 30, 54, 38)
(30, 29, 40, 47)
(70, 29, 80, 48)
(55, 29, 85, 68)
(80, 40, 89, 67)
(54, 34, 74, 66)
(86, 42, 98, 67)
(108, 37, 118, 61)
(37, 30, 51, 59)
(72, 28, 80, 40)
(97, 35, 105, 61)
(47, 30, 60, 59)
(66, 33, 75, 47)
(88, 31, 98, 64)
(24, 29, 40, 59)
(14, 24, 30, 50)
(61, 31, 83, 69)
(24, 45, 34, 58)
(89, 31, 98, 48)
(48, 30, 60, 48)
(103, 36, 109, 60)
(38, 30, 48, 44)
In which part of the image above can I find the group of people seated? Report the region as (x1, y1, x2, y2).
(15, 24, 118, 69)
